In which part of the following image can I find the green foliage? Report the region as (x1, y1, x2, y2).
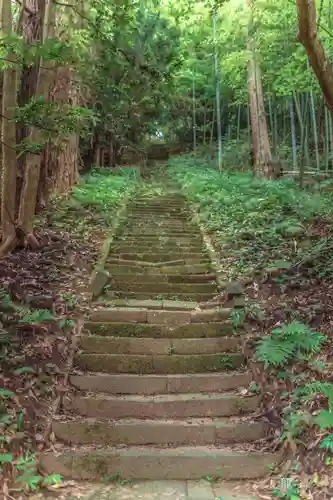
(280, 412, 312, 446)
(313, 410, 333, 431)
(293, 382, 333, 409)
(0, 452, 63, 491)
(171, 157, 333, 274)
(255, 322, 326, 369)
(71, 168, 139, 215)
(320, 434, 333, 452)
(19, 309, 55, 325)
(272, 479, 301, 499)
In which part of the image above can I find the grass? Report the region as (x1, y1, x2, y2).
(43, 167, 140, 233)
(169, 156, 333, 278)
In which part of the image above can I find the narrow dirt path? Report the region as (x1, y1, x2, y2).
(36, 178, 280, 499)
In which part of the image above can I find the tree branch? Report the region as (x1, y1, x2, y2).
(296, 0, 333, 114)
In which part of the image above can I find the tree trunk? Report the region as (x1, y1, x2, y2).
(247, 0, 273, 178)
(1, 0, 18, 253)
(296, 0, 333, 116)
(18, 0, 55, 237)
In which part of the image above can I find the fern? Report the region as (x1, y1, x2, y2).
(255, 322, 327, 368)
(293, 382, 333, 409)
(313, 410, 333, 431)
(280, 412, 312, 445)
(19, 309, 54, 325)
(320, 434, 333, 452)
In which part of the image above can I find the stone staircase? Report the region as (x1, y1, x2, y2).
(40, 186, 281, 484)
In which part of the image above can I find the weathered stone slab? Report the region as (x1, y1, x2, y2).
(65, 393, 259, 419)
(191, 308, 232, 323)
(40, 447, 282, 480)
(89, 269, 110, 299)
(83, 321, 235, 338)
(147, 310, 191, 325)
(90, 307, 147, 323)
(70, 371, 251, 395)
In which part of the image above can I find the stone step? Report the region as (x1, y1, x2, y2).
(106, 273, 216, 284)
(105, 264, 212, 275)
(84, 321, 234, 338)
(75, 352, 244, 374)
(116, 237, 202, 244)
(108, 291, 216, 301)
(110, 299, 198, 310)
(52, 417, 266, 446)
(89, 308, 231, 324)
(126, 229, 198, 235)
(111, 253, 208, 263)
(107, 282, 216, 294)
(126, 216, 190, 223)
(160, 264, 212, 274)
(70, 372, 251, 394)
(79, 336, 240, 355)
(40, 446, 282, 480)
(64, 393, 257, 419)
(129, 207, 186, 213)
(112, 246, 206, 254)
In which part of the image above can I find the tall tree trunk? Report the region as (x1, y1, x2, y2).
(296, 0, 333, 117)
(247, 0, 273, 178)
(16, 0, 44, 211)
(18, 0, 56, 238)
(213, 5, 222, 170)
(0, 0, 18, 254)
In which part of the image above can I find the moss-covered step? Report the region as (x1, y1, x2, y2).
(118, 236, 202, 242)
(74, 352, 244, 374)
(111, 244, 206, 253)
(70, 371, 251, 394)
(111, 253, 208, 263)
(159, 264, 212, 274)
(106, 291, 216, 301)
(84, 321, 235, 338)
(107, 282, 217, 294)
(109, 299, 198, 310)
(79, 335, 241, 355)
(105, 265, 162, 275)
(107, 275, 168, 285)
(52, 417, 266, 446)
(64, 392, 257, 419)
(40, 447, 282, 480)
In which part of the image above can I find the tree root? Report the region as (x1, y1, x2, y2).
(0, 235, 17, 258)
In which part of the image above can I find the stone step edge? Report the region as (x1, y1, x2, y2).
(79, 335, 240, 355)
(75, 352, 244, 374)
(106, 299, 199, 310)
(83, 321, 236, 339)
(69, 371, 251, 394)
(90, 307, 232, 324)
(52, 418, 267, 445)
(39, 447, 283, 480)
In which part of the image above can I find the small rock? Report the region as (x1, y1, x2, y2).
(89, 269, 110, 299)
(25, 294, 54, 310)
(233, 296, 245, 308)
(226, 281, 244, 299)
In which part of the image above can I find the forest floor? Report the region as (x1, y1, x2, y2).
(2, 157, 333, 499)
(0, 168, 139, 498)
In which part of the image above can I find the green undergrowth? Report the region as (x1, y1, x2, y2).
(43, 167, 140, 233)
(169, 156, 333, 278)
(254, 321, 333, 498)
(170, 156, 333, 497)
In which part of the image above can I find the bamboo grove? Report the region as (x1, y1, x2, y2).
(162, 0, 333, 179)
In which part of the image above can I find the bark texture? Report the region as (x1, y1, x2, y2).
(296, 0, 333, 116)
(1, 0, 17, 245)
(247, 0, 273, 178)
